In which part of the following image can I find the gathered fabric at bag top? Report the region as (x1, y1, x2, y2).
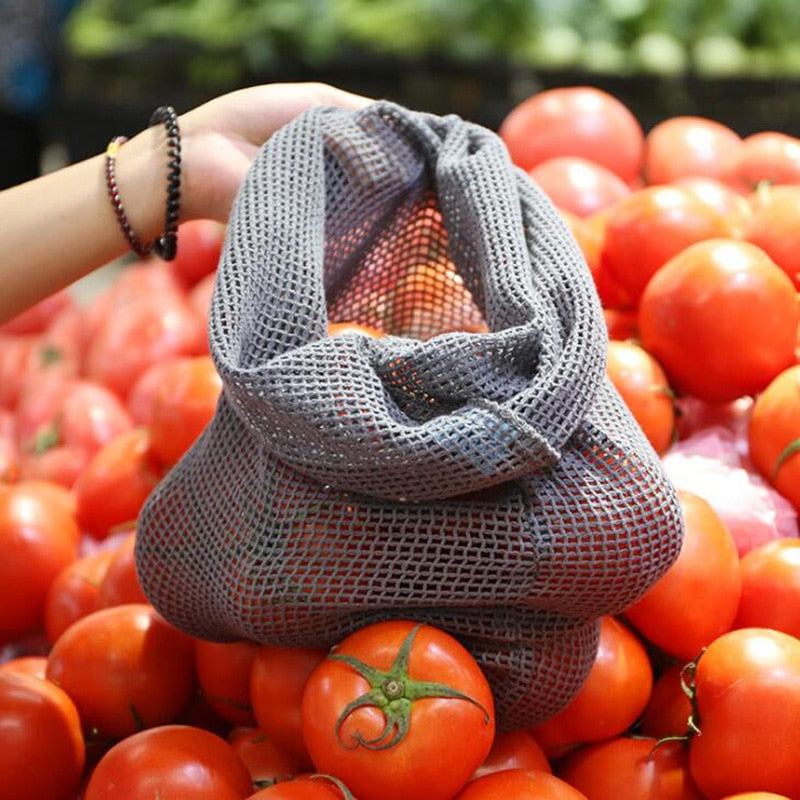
(136, 101, 684, 730)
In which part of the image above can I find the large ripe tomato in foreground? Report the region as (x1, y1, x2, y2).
(46, 603, 196, 739)
(688, 628, 800, 798)
(301, 620, 495, 800)
(0, 671, 85, 800)
(639, 238, 798, 403)
(499, 86, 644, 183)
(624, 491, 741, 661)
(84, 724, 253, 800)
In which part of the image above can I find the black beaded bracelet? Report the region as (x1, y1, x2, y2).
(104, 105, 182, 261)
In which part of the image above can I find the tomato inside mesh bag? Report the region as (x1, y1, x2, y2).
(136, 101, 683, 729)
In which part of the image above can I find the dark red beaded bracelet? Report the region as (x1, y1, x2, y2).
(104, 105, 181, 261)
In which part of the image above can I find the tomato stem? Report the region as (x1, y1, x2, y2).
(330, 623, 490, 751)
(772, 437, 800, 480)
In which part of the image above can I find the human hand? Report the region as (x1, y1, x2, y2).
(178, 82, 372, 222)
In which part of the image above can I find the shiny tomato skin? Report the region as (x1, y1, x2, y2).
(624, 491, 741, 661)
(84, 724, 253, 800)
(0, 671, 85, 800)
(605, 339, 675, 454)
(454, 768, 587, 800)
(529, 616, 652, 758)
(74, 427, 162, 540)
(748, 365, 800, 512)
(529, 156, 631, 218)
(250, 643, 327, 767)
(499, 86, 644, 183)
(557, 737, 704, 800)
(601, 185, 735, 304)
(148, 355, 222, 468)
(745, 185, 800, 289)
(46, 603, 196, 740)
(301, 620, 495, 800)
(689, 628, 800, 798)
(644, 116, 742, 186)
(734, 538, 800, 637)
(736, 131, 800, 188)
(0, 481, 80, 642)
(0, 655, 48, 680)
(639, 238, 799, 403)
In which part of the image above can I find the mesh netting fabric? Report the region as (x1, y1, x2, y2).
(136, 101, 683, 730)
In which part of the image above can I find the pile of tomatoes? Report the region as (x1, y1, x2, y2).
(3, 85, 800, 799)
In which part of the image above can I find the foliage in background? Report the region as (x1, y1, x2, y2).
(66, 0, 800, 90)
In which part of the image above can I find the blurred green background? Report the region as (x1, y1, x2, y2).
(29, 0, 800, 163)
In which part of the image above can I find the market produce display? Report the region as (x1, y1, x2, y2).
(2, 85, 800, 799)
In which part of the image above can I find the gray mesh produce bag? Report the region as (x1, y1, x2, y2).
(136, 101, 683, 730)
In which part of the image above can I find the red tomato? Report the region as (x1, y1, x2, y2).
(558, 208, 602, 281)
(195, 639, 259, 727)
(688, 628, 800, 798)
(84, 724, 253, 800)
(499, 86, 644, 183)
(454, 768, 587, 800)
(0, 480, 79, 642)
(0, 654, 48, 680)
(748, 365, 800, 512)
(603, 308, 638, 341)
(167, 219, 226, 288)
(644, 116, 742, 186)
(745, 184, 800, 289)
(471, 729, 551, 780)
(73, 427, 162, 539)
(529, 617, 652, 758)
(721, 794, 792, 800)
(0, 671, 85, 800)
(126, 359, 180, 426)
(601, 185, 735, 304)
(46, 603, 196, 739)
(301, 620, 495, 800)
(228, 727, 306, 785)
(84, 292, 206, 399)
(148, 355, 223, 467)
(557, 737, 704, 800)
(189, 270, 217, 338)
(17, 377, 134, 488)
(605, 340, 675, 454)
(638, 239, 799, 403)
(672, 176, 751, 237)
(44, 548, 115, 643)
(736, 131, 800, 188)
(638, 664, 694, 740)
(734, 538, 800, 637)
(95, 531, 149, 608)
(245, 775, 354, 799)
(529, 156, 631, 218)
(624, 491, 740, 660)
(250, 643, 327, 767)
(0, 408, 20, 482)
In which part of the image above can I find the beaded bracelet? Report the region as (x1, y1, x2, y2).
(104, 105, 181, 261)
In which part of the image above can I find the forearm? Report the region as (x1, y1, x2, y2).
(0, 125, 168, 322)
